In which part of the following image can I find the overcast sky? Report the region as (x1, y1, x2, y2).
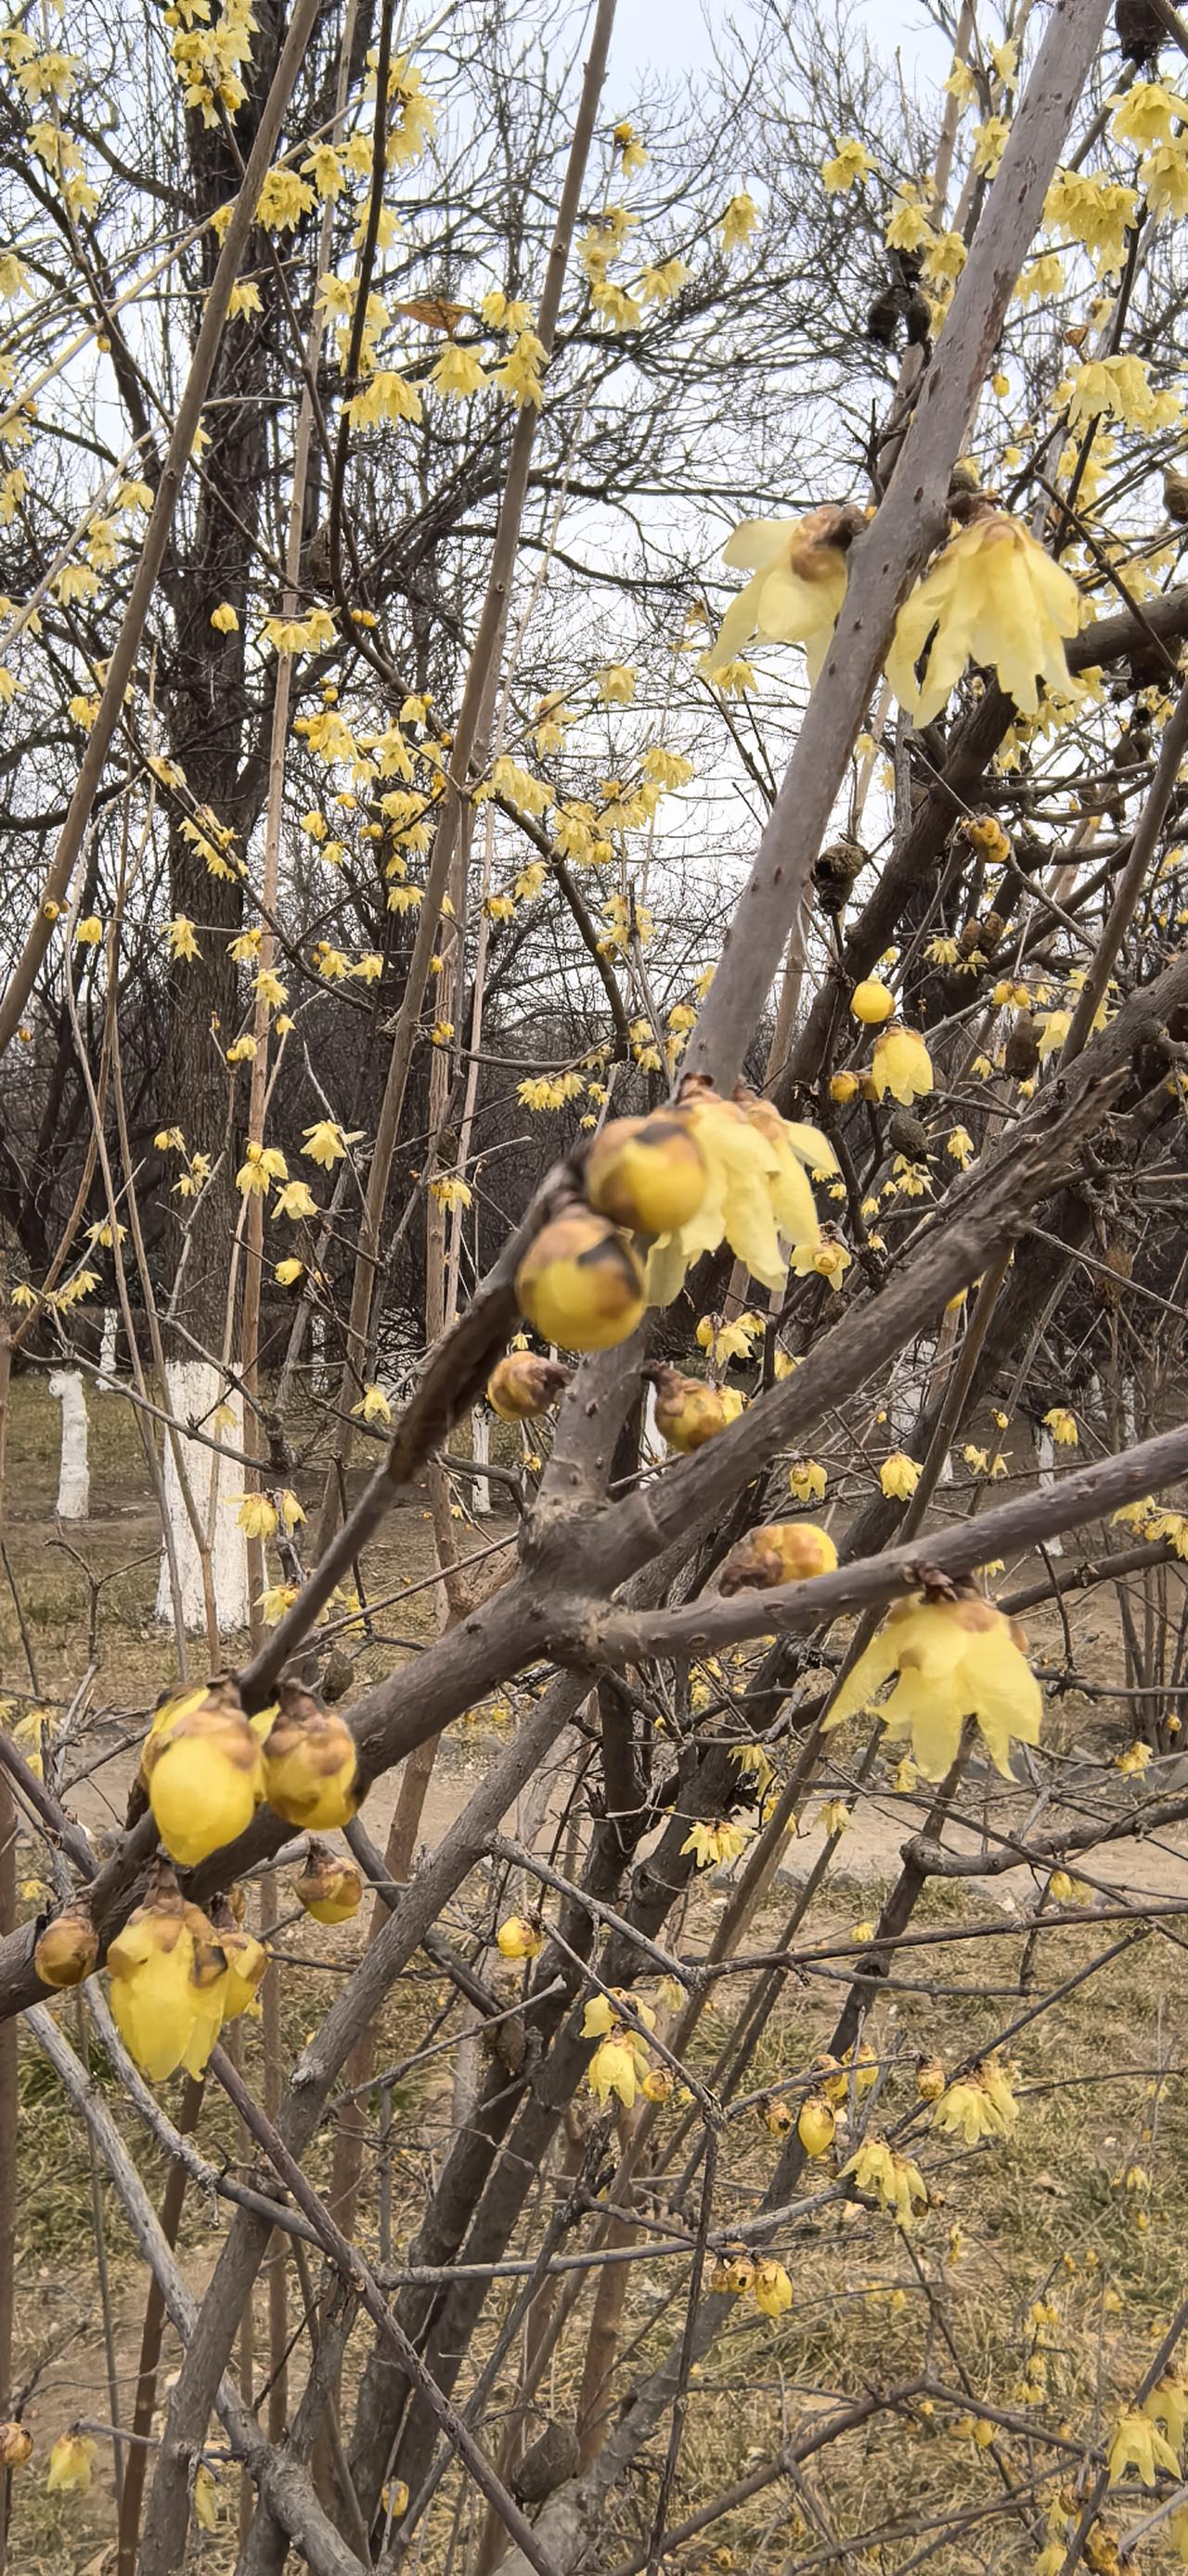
(608, 0, 948, 90)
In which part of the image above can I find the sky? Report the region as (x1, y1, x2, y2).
(608, 0, 948, 86)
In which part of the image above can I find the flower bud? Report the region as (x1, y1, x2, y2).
(585, 1112, 706, 1237)
(797, 2093, 836, 2158)
(293, 1838, 363, 1924)
(486, 1353, 570, 1420)
(652, 1365, 742, 1454)
(719, 1522, 837, 1592)
(850, 977, 895, 1025)
(34, 1897, 97, 1990)
(515, 1208, 645, 1352)
(140, 1679, 264, 1868)
(262, 1682, 358, 1831)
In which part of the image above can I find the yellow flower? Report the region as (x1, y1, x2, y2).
(797, 2094, 835, 2157)
(272, 1180, 318, 1221)
(680, 1818, 750, 1870)
(947, 1126, 974, 1166)
(74, 915, 103, 946)
(431, 343, 489, 399)
(192, 2464, 220, 2531)
(588, 2036, 641, 2108)
(851, 976, 894, 1025)
(303, 1119, 361, 1166)
(719, 190, 758, 249)
(166, 913, 201, 960)
(595, 663, 636, 705)
(843, 2136, 927, 2227)
(886, 509, 1080, 725)
(1036, 1009, 1070, 1061)
(496, 1915, 544, 1960)
(236, 1493, 278, 1539)
(236, 1140, 287, 1197)
(643, 1086, 835, 1305)
(885, 194, 932, 252)
(1112, 79, 1188, 149)
(825, 1590, 1042, 1780)
(934, 2053, 1017, 2145)
(753, 2259, 794, 2317)
(107, 1868, 228, 2081)
(1043, 1406, 1078, 1446)
(871, 1025, 933, 1104)
(821, 137, 874, 191)
(789, 1458, 827, 1503)
(879, 1452, 921, 1501)
(353, 1383, 392, 1425)
(705, 505, 858, 685)
(45, 2432, 97, 2492)
(210, 600, 239, 632)
(1107, 2410, 1180, 2485)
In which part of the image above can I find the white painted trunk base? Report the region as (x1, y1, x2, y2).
(48, 1370, 89, 1520)
(95, 1308, 119, 1393)
(1035, 1426, 1064, 1556)
(155, 1359, 250, 1634)
(471, 1405, 492, 1516)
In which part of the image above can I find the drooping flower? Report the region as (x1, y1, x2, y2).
(879, 1452, 922, 1501)
(885, 509, 1081, 724)
(843, 2136, 927, 2227)
(871, 1025, 934, 1104)
(140, 1680, 264, 1868)
(820, 137, 874, 192)
(45, 2431, 97, 2492)
(824, 1588, 1042, 1780)
(753, 2258, 794, 2316)
(704, 505, 864, 684)
(1043, 1406, 1078, 1446)
(1107, 2410, 1181, 2485)
(933, 2053, 1017, 2145)
(106, 1862, 228, 2080)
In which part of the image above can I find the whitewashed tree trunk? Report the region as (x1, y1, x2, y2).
(95, 1308, 119, 1394)
(48, 1370, 89, 1520)
(309, 1310, 326, 1391)
(471, 1404, 492, 1516)
(1035, 1424, 1064, 1556)
(642, 1377, 661, 1462)
(154, 1359, 250, 1633)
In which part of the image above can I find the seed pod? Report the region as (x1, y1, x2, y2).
(1116, 0, 1164, 64)
(486, 1353, 570, 1421)
(1163, 468, 1188, 523)
(719, 1522, 838, 1593)
(887, 1109, 930, 1159)
(813, 839, 865, 917)
(515, 1208, 645, 1353)
(263, 1682, 359, 1831)
(34, 1896, 98, 1990)
(1004, 1016, 1040, 1082)
(0, 2423, 32, 2468)
(586, 1112, 706, 1237)
(294, 1838, 363, 1924)
(916, 2054, 946, 2102)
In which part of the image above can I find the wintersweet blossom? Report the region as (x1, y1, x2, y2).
(705, 504, 862, 684)
(886, 509, 1081, 723)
